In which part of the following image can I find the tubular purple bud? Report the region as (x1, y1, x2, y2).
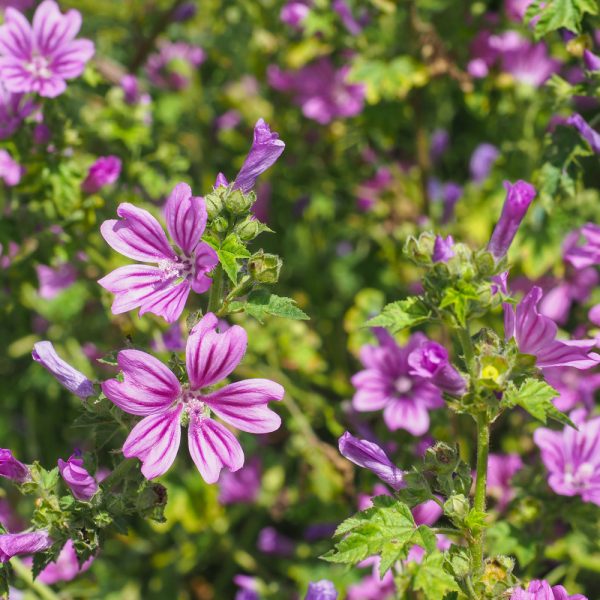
(408, 342, 467, 396)
(583, 49, 600, 71)
(58, 455, 98, 501)
(0, 449, 30, 483)
(432, 235, 454, 263)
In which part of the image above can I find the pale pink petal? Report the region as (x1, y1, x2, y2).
(165, 182, 207, 256)
(383, 399, 430, 435)
(33, 1, 81, 56)
(50, 39, 95, 79)
(137, 279, 191, 324)
(188, 417, 244, 484)
(0, 8, 33, 60)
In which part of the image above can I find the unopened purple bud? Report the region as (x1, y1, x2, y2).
(0, 450, 30, 483)
(121, 75, 140, 104)
(491, 271, 509, 295)
(566, 113, 600, 153)
(487, 180, 536, 259)
(58, 455, 98, 501)
(433, 235, 454, 263)
(214, 172, 229, 189)
(0, 531, 52, 562)
(583, 49, 600, 71)
(32, 341, 94, 398)
(469, 143, 499, 183)
(257, 527, 295, 557)
(82, 156, 122, 194)
(306, 580, 338, 600)
(172, 2, 196, 22)
(408, 342, 467, 396)
(338, 432, 404, 490)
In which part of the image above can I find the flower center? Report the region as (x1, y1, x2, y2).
(158, 256, 192, 282)
(394, 376, 413, 395)
(26, 55, 52, 80)
(179, 387, 209, 421)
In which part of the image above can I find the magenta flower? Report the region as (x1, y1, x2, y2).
(338, 432, 405, 490)
(505, 0, 534, 22)
(38, 539, 94, 584)
(534, 409, 600, 506)
(0, 0, 94, 98)
(82, 156, 122, 194)
(0, 83, 35, 139)
(0, 1, 34, 11)
(565, 223, 600, 269)
(488, 180, 536, 259)
(280, 1, 311, 29)
(306, 580, 338, 600)
(99, 183, 218, 323)
(36, 263, 76, 299)
(469, 143, 499, 183)
(218, 456, 261, 504)
(102, 313, 283, 482)
(332, 0, 362, 35)
(257, 526, 295, 556)
(0, 530, 52, 562)
(432, 235, 455, 263)
(0, 148, 22, 186)
(566, 113, 600, 154)
(146, 41, 205, 91)
(268, 57, 365, 124)
(32, 341, 94, 398)
(501, 39, 560, 87)
(407, 340, 466, 395)
(356, 167, 392, 211)
(351, 332, 444, 435)
(234, 574, 260, 600)
(510, 579, 587, 600)
(0, 449, 30, 483)
(583, 49, 600, 71)
(544, 367, 600, 412)
(486, 453, 523, 510)
(58, 454, 98, 501)
(504, 287, 600, 369)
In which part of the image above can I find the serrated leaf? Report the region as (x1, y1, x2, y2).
(526, 0, 598, 39)
(365, 297, 430, 332)
(413, 552, 461, 599)
(229, 290, 309, 322)
(209, 233, 250, 283)
(501, 378, 574, 427)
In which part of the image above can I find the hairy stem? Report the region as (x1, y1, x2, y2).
(471, 412, 490, 578)
(207, 265, 224, 314)
(11, 557, 61, 600)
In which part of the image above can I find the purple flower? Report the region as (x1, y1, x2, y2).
(0, 1, 34, 11)
(151, 323, 185, 353)
(351, 332, 445, 435)
(172, 2, 197, 22)
(504, 287, 600, 369)
(58, 454, 98, 501)
(487, 453, 523, 510)
(333, 0, 362, 35)
(280, 1, 311, 29)
(215, 109, 241, 131)
(432, 235, 455, 263)
(0, 531, 52, 562)
(32, 341, 94, 398)
(306, 580, 338, 600)
(430, 128, 449, 163)
(268, 57, 365, 124)
(534, 409, 600, 505)
(510, 579, 587, 599)
(0, 83, 34, 139)
(82, 156, 122, 194)
(356, 167, 392, 211)
(146, 41, 204, 91)
(233, 119, 285, 194)
(338, 432, 405, 490)
(565, 223, 600, 269)
(0, 0, 94, 98)
(407, 341, 467, 396)
(347, 565, 395, 600)
(544, 367, 600, 413)
(469, 143, 499, 183)
(566, 113, 600, 154)
(505, 0, 534, 22)
(488, 180, 536, 259)
(98, 183, 218, 323)
(501, 39, 560, 87)
(218, 456, 261, 504)
(0, 449, 30, 483)
(36, 263, 76, 299)
(234, 574, 260, 600)
(257, 527, 295, 557)
(583, 49, 600, 71)
(38, 539, 94, 584)
(0, 149, 22, 186)
(406, 499, 449, 563)
(101, 313, 284, 482)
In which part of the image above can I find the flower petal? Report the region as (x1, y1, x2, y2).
(0, 8, 33, 60)
(165, 182, 207, 256)
(383, 399, 430, 436)
(50, 39, 95, 79)
(33, 0, 81, 56)
(191, 242, 218, 294)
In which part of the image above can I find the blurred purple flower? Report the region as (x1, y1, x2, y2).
(432, 235, 455, 263)
(486, 453, 523, 510)
(408, 340, 467, 396)
(280, 1, 311, 29)
(32, 341, 94, 398)
(543, 367, 600, 412)
(36, 263, 76, 299)
(257, 527, 295, 557)
(172, 2, 196, 22)
(0, 83, 35, 139)
(565, 223, 600, 269)
(82, 156, 122, 194)
(351, 331, 444, 435)
(0, 149, 22, 186)
(510, 579, 587, 599)
(534, 409, 600, 505)
(306, 580, 338, 600)
(216, 109, 241, 131)
(333, 0, 362, 35)
(501, 38, 560, 86)
(504, 287, 600, 369)
(0, 0, 94, 98)
(0, 1, 33, 10)
(566, 113, 600, 153)
(58, 454, 98, 501)
(504, 0, 534, 22)
(0, 449, 30, 483)
(356, 167, 392, 211)
(0, 241, 19, 269)
(151, 323, 185, 353)
(33, 122, 51, 145)
(430, 128, 449, 163)
(268, 57, 365, 124)
(469, 143, 500, 183)
(0, 531, 52, 562)
(234, 574, 260, 600)
(146, 41, 205, 91)
(583, 49, 600, 71)
(99, 183, 218, 323)
(38, 539, 94, 584)
(488, 180, 536, 259)
(218, 456, 261, 504)
(102, 313, 284, 481)
(338, 432, 405, 490)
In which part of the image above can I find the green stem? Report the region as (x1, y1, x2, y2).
(456, 327, 475, 377)
(11, 557, 61, 600)
(101, 458, 137, 492)
(471, 412, 490, 578)
(207, 265, 224, 314)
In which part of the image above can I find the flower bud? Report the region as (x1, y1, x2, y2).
(212, 215, 229, 233)
(205, 191, 224, 220)
(432, 235, 455, 263)
(235, 216, 262, 241)
(224, 189, 255, 216)
(0, 449, 31, 483)
(58, 454, 98, 501)
(248, 250, 282, 284)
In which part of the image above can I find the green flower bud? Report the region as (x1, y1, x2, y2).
(205, 191, 224, 220)
(212, 215, 229, 233)
(235, 217, 262, 241)
(224, 189, 255, 216)
(248, 250, 282, 284)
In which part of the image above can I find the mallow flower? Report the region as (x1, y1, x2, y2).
(407, 340, 467, 395)
(566, 114, 600, 154)
(218, 456, 262, 505)
(36, 263, 76, 299)
(32, 341, 94, 398)
(0, 0, 95, 98)
(0, 449, 30, 483)
(102, 313, 284, 482)
(432, 235, 455, 263)
(81, 156, 122, 194)
(565, 223, 600, 269)
(486, 453, 523, 510)
(58, 454, 98, 501)
(0, 82, 35, 139)
(504, 287, 600, 369)
(99, 183, 218, 323)
(488, 180, 536, 259)
(0, 530, 52, 562)
(510, 579, 587, 599)
(534, 409, 600, 506)
(38, 539, 94, 584)
(305, 580, 338, 600)
(0, 149, 22, 186)
(351, 331, 445, 435)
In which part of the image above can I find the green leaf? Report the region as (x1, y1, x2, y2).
(501, 378, 574, 427)
(323, 496, 427, 574)
(413, 552, 461, 599)
(365, 297, 430, 332)
(208, 234, 250, 283)
(229, 289, 309, 322)
(526, 0, 598, 39)
(440, 283, 480, 326)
